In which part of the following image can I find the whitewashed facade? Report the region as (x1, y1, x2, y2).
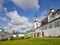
(26, 7, 60, 37)
(0, 29, 13, 40)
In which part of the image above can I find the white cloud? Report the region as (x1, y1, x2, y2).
(12, 0, 40, 11)
(6, 11, 29, 25)
(0, 17, 8, 21)
(5, 11, 32, 31)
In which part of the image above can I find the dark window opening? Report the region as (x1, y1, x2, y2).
(49, 24, 52, 29)
(55, 21, 59, 27)
(45, 26, 47, 30)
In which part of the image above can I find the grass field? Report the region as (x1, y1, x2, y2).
(0, 38, 60, 45)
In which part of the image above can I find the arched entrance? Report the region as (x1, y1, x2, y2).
(42, 32, 44, 37)
(37, 32, 40, 37)
(34, 33, 36, 37)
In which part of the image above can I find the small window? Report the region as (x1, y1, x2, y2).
(58, 21, 59, 26)
(45, 26, 47, 30)
(42, 27, 44, 30)
(55, 21, 59, 27)
(2, 35, 4, 37)
(49, 24, 52, 29)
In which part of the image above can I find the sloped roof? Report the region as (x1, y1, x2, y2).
(41, 17, 48, 26)
(56, 9, 60, 14)
(41, 8, 60, 26)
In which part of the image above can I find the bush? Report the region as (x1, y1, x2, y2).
(49, 35, 52, 37)
(10, 37, 25, 40)
(19, 37, 24, 39)
(10, 37, 14, 40)
(25, 37, 31, 39)
(10, 37, 18, 40)
(58, 35, 60, 37)
(0, 38, 8, 41)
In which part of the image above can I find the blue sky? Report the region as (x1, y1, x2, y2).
(0, 0, 60, 33)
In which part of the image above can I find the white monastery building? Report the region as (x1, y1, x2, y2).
(0, 29, 13, 40)
(26, 7, 60, 37)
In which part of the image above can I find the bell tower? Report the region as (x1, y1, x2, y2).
(50, 5, 55, 14)
(48, 5, 55, 22)
(33, 14, 40, 29)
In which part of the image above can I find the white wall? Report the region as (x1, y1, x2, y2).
(40, 18, 60, 37)
(26, 17, 60, 37)
(48, 13, 60, 22)
(0, 32, 13, 39)
(17, 34, 24, 37)
(0, 32, 3, 40)
(44, 27, 60, 36)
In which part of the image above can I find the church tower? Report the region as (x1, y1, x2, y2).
(33, 14, 40, 29)
(48, 5, 55, 22)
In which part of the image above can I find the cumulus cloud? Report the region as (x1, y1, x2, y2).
(6, 11, 29, 25)
(0, 17, 8, 21)
(12, 0, 40, 11)
(5, 11, 32, 31)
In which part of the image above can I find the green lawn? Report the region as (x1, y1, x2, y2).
(0, 38, 60, 45)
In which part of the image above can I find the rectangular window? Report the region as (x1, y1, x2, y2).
(58, 21, 59, 26)
(45, 26, 47, 30)
(49, 24, 52, 29)
(55, 21, 59, 27)
(42, 27, 44, 30)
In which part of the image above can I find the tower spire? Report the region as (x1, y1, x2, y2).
(35, 13, 37, 19)
(49, 4, 55, 14)
(51, 4, 55, 9)
(34, 13, 38, 22)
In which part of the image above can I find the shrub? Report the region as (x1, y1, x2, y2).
(49, 35, 52, 37)
(1, 38, 8, 41)
(25, 37, 31, 39)
(19, 37, 24, 39)
(58, 35, 60, 37)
